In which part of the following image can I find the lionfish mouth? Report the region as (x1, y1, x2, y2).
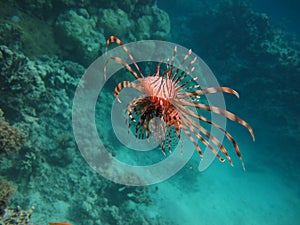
(104, 36, 255, 170)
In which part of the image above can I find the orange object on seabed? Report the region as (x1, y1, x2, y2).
(48, 223, 72, 225)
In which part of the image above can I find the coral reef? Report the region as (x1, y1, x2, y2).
(0, 45, 46, 122)
(0, 43, 174, 224)
(98, 8, 133, 38)
(0, 109, 25, 154)
(55, 8, 105, 66)
(97, 5, 170, 41)
(0, 179, 35, 225)
(0, 179, 15, 215)
(261, 33, 300, 67)
(4, 0, 170, 65)
(0, 44, 83, 125)
(0, 0, 175, 224)
(0, 206, 34, 225)
(0, 44, 84, 178)
(54, 1, 170, 65)
(134, 7, 170, 40)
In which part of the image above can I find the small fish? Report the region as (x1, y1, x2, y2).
(48, 223, 72, 225)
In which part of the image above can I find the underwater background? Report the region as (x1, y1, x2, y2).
(0, 0, 299, 224)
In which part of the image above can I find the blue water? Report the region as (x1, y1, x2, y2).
(157, 1, 300, 224)
(0, 0, 299, 225)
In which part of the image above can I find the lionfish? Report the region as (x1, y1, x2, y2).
(104, 36, 255, 169)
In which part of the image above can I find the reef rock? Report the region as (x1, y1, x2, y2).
(55, 8, 105, 66)
(134, 7, 170, 40)
(98, 8, 134, 38)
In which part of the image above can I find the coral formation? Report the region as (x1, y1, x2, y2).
(97, 5, 170, 41)
(0, 42, 174, 224)
(2, 0, 170, 66)
(0, 109, 25, 154)
(55, 8, 105, 66)
(0, 44, 84, 178)
(98, 8, 133, 38)
(0, 206, 34, 225)
(0, 179, 35, 225)
(0, 45, 46, 122)
(261, 34, 300, 66)
(54, 1, 170, 65)
(0, 179, 15, 215)
(0, 44, 83, 123)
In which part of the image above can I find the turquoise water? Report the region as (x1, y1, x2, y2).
(0, 0, 299, 225)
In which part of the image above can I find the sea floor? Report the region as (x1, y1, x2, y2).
(146, 121, 300, 225)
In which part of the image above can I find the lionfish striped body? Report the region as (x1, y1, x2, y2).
(104, 36, 255, 169)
